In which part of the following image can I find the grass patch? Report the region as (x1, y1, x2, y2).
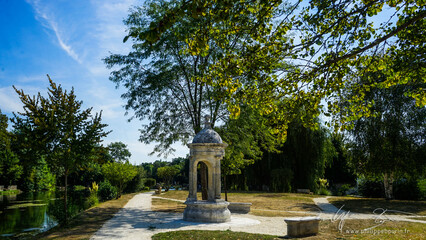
(320, 219, 426, 240)
(249, 209, 313, 217)
(33, 192, 139, 240)
(152, 230, 279, 240)
(151, 198, 186, 213)
(329, 197, 426, 215)
(157, 191, 319, 217)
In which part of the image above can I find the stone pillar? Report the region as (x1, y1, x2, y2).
(188, 159, 197, 201)
(214, 158, 221, 200)
(207, 161, 214, 201)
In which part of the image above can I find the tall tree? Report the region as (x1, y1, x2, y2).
(107, 141, 132, 163)
(104, 0, 227, 157)
(345, 65, 425, 199)
(104, 0, 284, 199)
(324, 133, 356, 186)
(12, 76, 110, 224)
(217, 106, 281, 200)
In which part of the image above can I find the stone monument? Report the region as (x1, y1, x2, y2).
(183, 115, 231, 223)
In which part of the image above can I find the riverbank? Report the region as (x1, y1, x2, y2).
(30, 192, 138, 240)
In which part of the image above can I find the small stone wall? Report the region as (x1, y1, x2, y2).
(284, 216, 320, 237)
(227, 202, 252, 214)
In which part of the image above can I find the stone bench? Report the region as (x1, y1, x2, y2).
(296, 189, 312, 194)
(284, 216, 320, 237)
(227, 202, 252, 214)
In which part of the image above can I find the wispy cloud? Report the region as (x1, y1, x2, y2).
(26, 0, 82, 64)
(86, 0, 137, 76)
(15, 74, 46, 83)
(0, 87, 23, 113)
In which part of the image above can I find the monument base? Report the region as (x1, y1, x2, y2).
(183, 200, 231, 223)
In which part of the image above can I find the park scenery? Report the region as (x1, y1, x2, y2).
(0, 0, 425, 239)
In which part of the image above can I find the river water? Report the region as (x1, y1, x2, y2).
(0, 191, 58, 238)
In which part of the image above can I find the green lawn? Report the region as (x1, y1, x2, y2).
(158, 190, 320, 217)
(328, 196, 426, 216)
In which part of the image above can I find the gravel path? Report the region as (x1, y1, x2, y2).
(91, 192, 426, 239)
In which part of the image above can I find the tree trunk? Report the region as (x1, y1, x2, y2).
(224, 174, 228, 201)
(200, 163, 208, 200)
(64, 171, 68, 225)
(383, 172, 394, 200)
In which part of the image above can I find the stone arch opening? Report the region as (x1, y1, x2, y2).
(195, 160, 214, 201)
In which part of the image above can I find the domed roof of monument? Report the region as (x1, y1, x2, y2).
(192, 116, 223, 144)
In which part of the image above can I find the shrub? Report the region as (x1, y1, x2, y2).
(337, 184, 351, 196)
(418, 179, 426, 200)
(394, 179, 421, 200)
(144, 178, 156, 188)
(84, 192, 99, 209)
(84, 181, 99, 208)
(358, 179, 385, 198)
(143, 186, 150, 191)
(316, 178, 331, 195)
(318, 188, 331, 195)
(98, 180, 117, 201)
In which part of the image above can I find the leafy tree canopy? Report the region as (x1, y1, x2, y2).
(128, 0, 425, 137)
(12, 76, 110, 174)
(157, 166, 180, 190)
(104, 0, 229, 156)
(104, 0, 287, 157)
(107, 141, 132, 163)
(102, 161, 138, 198)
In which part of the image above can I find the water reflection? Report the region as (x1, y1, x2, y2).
(0, 192, 58, 237)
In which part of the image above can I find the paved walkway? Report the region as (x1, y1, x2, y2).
(91, 192, 286, 239)
(91, 192, 426, 239)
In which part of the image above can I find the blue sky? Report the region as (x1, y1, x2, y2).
(0, 0, 187, 164)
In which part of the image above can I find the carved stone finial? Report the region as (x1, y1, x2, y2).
(204, 115, 211, 129)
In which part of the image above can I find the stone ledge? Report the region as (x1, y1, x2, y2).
(284, 216, 320, 237)
(228, 202, 252, 214)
